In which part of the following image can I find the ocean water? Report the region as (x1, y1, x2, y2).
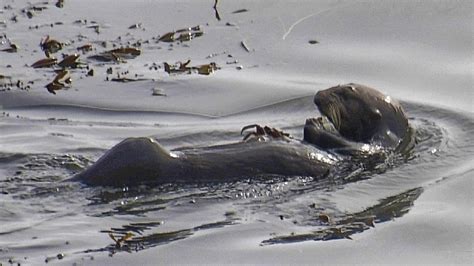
(0, 0, 472, 265)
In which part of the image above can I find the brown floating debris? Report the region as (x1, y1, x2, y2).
(109, 232, 134, 248)
(197, 63, 217, 75)
(175, 25, 201, 33)
(46, 82, 64, 94)
(240, 40, 250, 52)
(76, 43, 93, 53)
(158, 25, 203, 43)
(109, 47, 141, 57)
(53, 69, 71, 85)
(109, 71, 147, 83)
(46, 70, 71, 94)
(87, 24, 100, 34)
(88, 47, 141, 62)
(26, 10, 34, 19)
(164, 60, 218, 75)
(110, 77, 147, 83)
(232, 9, 249, 14)
(128, 23, 142, 29)
(40, 35, 62, 57)
(1, 43, 18, 53)
(31, 57, 57, 68)
(158, 32, 175, 43)
(58, 53, 81, 68)
(318, 214, 331, 224)
(88, 53, 121, 63)
(213, 0, 221, 21)
(55, 0, 65, 8)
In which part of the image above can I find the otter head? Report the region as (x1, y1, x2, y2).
(313, 83, 409, 147)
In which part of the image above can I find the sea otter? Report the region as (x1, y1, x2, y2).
(72, 84, 415, 186)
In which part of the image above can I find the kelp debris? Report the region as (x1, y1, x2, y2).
(128, 23, 143, 29)
(213, 0, 221, 21)
(88, 47, 141, 62)
(46, 69, 71, 94)
(261, 188, 423, 245)
(109, 232, 134, 248)
(240, 40, 251, 52)
(1, 43, 18, 53)
(110, 77, 147, 83)
(158, 25, 203, 43)
(76, 44, 93, 53)
(109, 47, 141, 58)
(164, 60, 219, 75)
(31, 57, 57, 68)
(40, 35, 62, 57)
(232, 9, 249, 14)
(55, 0, 65, 8)
(58, 53, 82, 68)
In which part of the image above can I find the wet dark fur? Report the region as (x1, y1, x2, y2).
(73, 84, 414, 186)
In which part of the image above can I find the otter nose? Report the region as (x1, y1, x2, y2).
(314, 91, 322, 107)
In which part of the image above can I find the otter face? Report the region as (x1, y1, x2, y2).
(314, 84, 408, 145)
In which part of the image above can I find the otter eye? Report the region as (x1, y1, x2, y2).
(339, 86, 355, 99)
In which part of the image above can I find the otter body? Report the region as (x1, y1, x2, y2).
(73, 84, 414, 186)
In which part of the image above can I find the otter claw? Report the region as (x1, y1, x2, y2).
(241, 124, 263, 135)
(240, 124, 291, 142)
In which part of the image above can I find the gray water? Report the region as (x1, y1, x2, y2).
(1, 96, 472, 264)
(0, 0, 472, 264)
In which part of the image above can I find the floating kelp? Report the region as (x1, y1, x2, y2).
(28, 21, 64, 30)
(31, 57, 57, 68)
(55, 0, 65, 8)
(128, 23, 142, 29)
(158, 25, 203, 43)
(76, 44, 93, 53)
(163, 60, 218, 75)
(58, 53, 82, 68)
(40, 35, 62, 57)
(109, 232, 134, 248)
(22, 3, 48, 19)
(1, 43, 18, 53)
(213, 0, 221, 21)
(109, 47, 141, 58)
(232, 9, 249, 14)
(110, 77, 148, 83)
(87, 24, 100, 34)
(240, 40, 251, 52)
(88, 47, 141, 62)
(46, 69, 71, 94)
(85, 215, 238, 255)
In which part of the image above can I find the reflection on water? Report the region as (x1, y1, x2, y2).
(261, 187, 423, 244)
(86, 212, 239, 256)
(0, 102, 473, 263)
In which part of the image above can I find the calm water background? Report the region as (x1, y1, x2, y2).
(0, 0, 472, 264)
